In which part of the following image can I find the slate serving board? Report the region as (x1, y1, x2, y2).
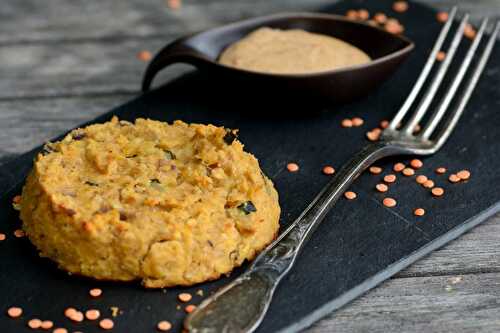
(1, 1, 500, 332)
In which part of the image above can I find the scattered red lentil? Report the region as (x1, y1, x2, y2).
(393, 163, 405, 172)
(41, 320, 54, 330)
(366, 130, 381, 141)
(167, 0, 181, 10)
(383, 197, 397, 207)
(344, 191, 357, 200)
(14, 229, 25, 238)
(393, 1, 409, 13)
(369, 166, 383, 175)
(64, 308, 76, 318)
(436, 11, 449, 23)
(137, 50, 152, 62)
(358, 9, 369, 20)
(85, 309, 100, 321)
(384, 174, 397, 183)
(423, 180, 435, 188)
(346, 10, 359, 20)
(185, 305, 197, 314)
(380, 120, 389, 129)
(157, 320, 172, 331)
(436, 51, 446, 62)
(416, 175, 428, 184)
(352, 117, 364, 127)
(402, 168, 415, 176)
(7, 307, 22, 318)
(99, 318, 114, 330)
(53, 328, 68, 333)
(70, 311, 84, 322)
(432, 187, 445, 197)
(178, 293, 192, 303)
(464, 23, 476, 39)
(457, 170, 471, 180)
(341, 118, 353, 128)
(286, 163, 299, 172)
(376, 183, 389, 193)
(13, 195, 21, 204)
(89, 288, 102, 298)
(414, 208, 426, 216)
(449, 174, 461, 183)
(374, 13, 388, 24)
(0, 233, 5, 241)
(27, 318, 42, 329)
(413, 124, 421, 133)
(410, 159, 423, 169)
(385, 19, 404, 34)
(436, 167, 447, 174)
(322, 166, 335, 175)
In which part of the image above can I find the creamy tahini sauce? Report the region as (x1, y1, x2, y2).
(219, 27, 371, 74)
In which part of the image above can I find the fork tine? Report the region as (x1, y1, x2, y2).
(433, 21, 500, 150)
(421, 18, 489, 139)
(389, 7, 458, 130)
(401, 13, 469, 135)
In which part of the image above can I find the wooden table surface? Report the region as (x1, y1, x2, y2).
(1, 1, 500, 332)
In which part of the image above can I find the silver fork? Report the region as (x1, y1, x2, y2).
(185, 9, 500, 333)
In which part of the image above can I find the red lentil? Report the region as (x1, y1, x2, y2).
(286, 163, 299, 172)
(344, 191, 357, 200)
(369, 166, 383, 175)
(402, 168, 415, 176)
(157, 320, 172, 331)
(41, 320, 54, 330)
(449, 174, 461, 183)
(410, 159, 423, 169)
(89, 288, 102, 298)
(13, 195, 21, 204)
(380, 120, 389, 129)
(457, 170, 471, 180)
(432, 187, 445, 197)
(99, 318, 114, 330)
(416, 175, 428, 184)
(137, 50, 152, 62)
(414, 208, 425, 216)
(14, 229, 25, 238)
(436, 11, 449, 23)
(7, 307, 22, 318)
(167, 0, 181, 10)
(358, 9, 369, 20)
(0, 233, 5, 241)
(436, 167, 447, 174)
(366, 130, 380, 141)
(423, 180, 435, 188)
(185, 305, 197, 313)
(64, 308, 76, 318)
(85, 309, 100, 321)
(374, 13, 388, 24)
(464, 23, 476, 39)
(352, 117, 364, 127)
(27, 318, 42, 329)
(436, 51, 446, 62)
(322, 166, 335, 175)
(341, 118, 353, 128)
(384, 174, 397, 183)
(53, 328, 68, 333)
(346, 10, 359, 20)
(178, 293, 192, 303)
(376, 184, 389, 193)
(393, 1, 409, 13)
(385, 19, 404, 34)
(383, 197, 397, 207)
(393, 163, 405, 172)
(70, 311, 84, 322)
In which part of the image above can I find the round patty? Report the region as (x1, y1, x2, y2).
(20, 117, 280, 288)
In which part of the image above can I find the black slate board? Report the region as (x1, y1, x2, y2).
(1, 1, 500, 332)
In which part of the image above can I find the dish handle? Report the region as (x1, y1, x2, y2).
(141, 38, 212, 92)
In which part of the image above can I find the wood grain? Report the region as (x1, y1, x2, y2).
(1, 0, 500, 332)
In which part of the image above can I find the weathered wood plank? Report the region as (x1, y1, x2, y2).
(1, 0, 497, 45)
(309, 272, 500, 333)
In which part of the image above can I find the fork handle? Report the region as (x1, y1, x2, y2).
(185, 142, 400, 332)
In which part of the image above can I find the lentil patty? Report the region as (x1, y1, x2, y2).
(19, 117, 280, 287)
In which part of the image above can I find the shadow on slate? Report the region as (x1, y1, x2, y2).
(1, 1, 500, 332)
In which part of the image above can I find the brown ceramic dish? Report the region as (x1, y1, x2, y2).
(142, 12, 415, 103)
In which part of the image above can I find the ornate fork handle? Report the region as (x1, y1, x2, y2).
(185, 142, 403, 333)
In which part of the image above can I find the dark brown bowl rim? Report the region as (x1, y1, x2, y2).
(203, 12, 415, 78)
